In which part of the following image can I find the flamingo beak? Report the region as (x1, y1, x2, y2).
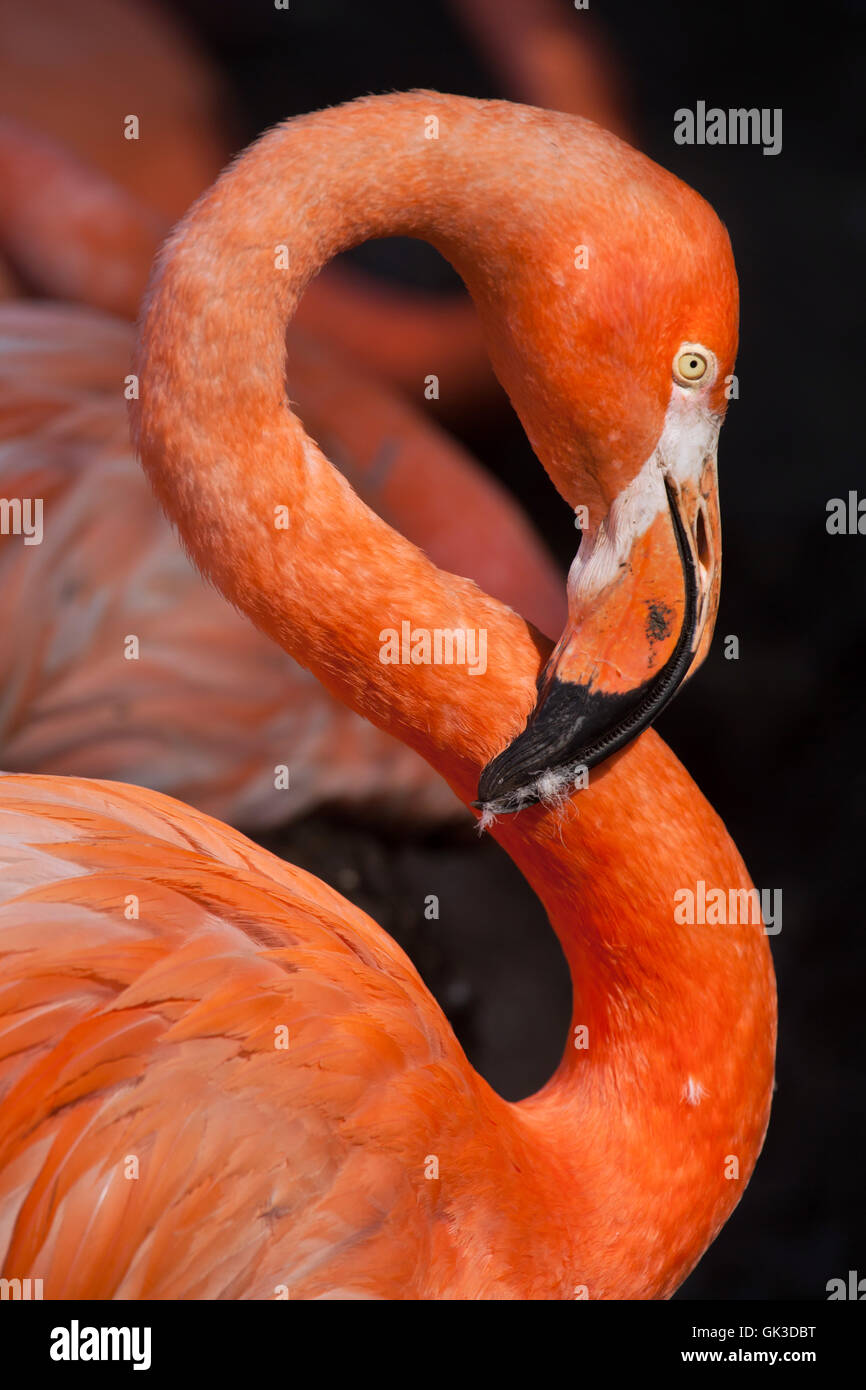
(476, 454, 721, 815)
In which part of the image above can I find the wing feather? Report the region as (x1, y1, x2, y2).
(0, 774, 502, 1298)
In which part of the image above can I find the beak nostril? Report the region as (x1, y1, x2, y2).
(695, 505, 711, 575)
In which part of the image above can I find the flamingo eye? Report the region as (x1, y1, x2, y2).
(674, 346, 714, 386)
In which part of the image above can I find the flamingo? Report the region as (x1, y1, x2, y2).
(0, 92, 776, 1299)
(451, 0, 631, 139)
(0, 0, 227, 224)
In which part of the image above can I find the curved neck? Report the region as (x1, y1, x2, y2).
(135, 93, 556, 797)
(497, 738, 776, 1296)
(132, 93, 775, 1296)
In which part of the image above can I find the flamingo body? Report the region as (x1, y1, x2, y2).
(0, 758, 774, 1300)
(0, 775, 478, 1299)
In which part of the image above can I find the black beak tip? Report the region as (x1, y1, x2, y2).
(475, 475, 702, 816)
(475, 751, 535, 814)
(473, 673, 666, 816)
(474, 677, 597, 815)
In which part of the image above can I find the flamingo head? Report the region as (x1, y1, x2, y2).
(473, 127, 738, 815)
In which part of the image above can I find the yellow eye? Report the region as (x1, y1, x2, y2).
(674, 346, 712, 386)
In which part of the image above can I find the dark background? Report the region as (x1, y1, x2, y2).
(164, 0, 864, 1299)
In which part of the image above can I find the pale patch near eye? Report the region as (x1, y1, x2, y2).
(657, 385, 721, 488)
(566, 382, 721, 614)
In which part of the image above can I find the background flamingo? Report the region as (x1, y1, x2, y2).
(0, 0, 630, 411)
(0, 295, 563, 827)
(0, 93, 776, 1299)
